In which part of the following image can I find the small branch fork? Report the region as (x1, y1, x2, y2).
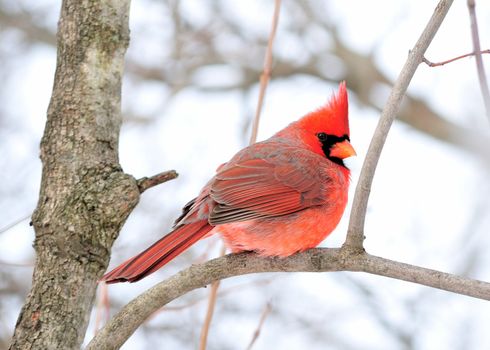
(344, 0, 454, 251)
(422, 49, 490, 67)
(136, 170, 178, 193)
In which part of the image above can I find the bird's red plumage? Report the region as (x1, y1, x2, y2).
(102, 221, 212, 283)
(101, 82, 354, 283)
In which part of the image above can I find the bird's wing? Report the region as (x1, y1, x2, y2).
(208, 149, 332, 225)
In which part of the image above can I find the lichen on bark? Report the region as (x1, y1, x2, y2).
(9, 1, 137, 349)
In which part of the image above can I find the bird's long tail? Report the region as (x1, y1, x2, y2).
(101, 221, 213, 283)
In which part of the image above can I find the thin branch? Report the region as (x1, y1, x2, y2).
(0, 8, 56, 46)
(150, 279, 272, 313)
(344, 0, 454, 251)
(0, 260, 33, 267)
(199, 245, 225, 350)
(422, 49, 490, 67)
(0, 214, 31, 235)
(248, 0, 281, 145)
(246, 302, 272, 350)
(136, 170, 178, 194)
(340, 275, 413, 347)
(467, 0, 490, 122)
(199, 2, 282, 345)
(193, 238, 220, 264)
(6, 3, 490, 159)
(86, 248, 490, 350)
(198, 282, 219, 350)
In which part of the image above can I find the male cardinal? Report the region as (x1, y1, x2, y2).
(102, 82, 355, 283)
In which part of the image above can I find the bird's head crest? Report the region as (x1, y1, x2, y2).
(296, 81, 349, 137)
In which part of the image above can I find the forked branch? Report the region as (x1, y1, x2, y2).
(344, 0, 454, 250)
(422, 49, 490, 67)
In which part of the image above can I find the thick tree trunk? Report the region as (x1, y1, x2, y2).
(9, 1, 138, 349)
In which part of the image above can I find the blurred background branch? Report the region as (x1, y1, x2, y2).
(1, 1, 487, 155)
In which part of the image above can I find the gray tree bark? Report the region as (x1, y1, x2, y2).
(9, 1, 138, 349)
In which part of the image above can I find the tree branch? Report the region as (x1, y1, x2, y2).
(249, 0, 281, 145)
(3, 3, 489, 158)
(200, 3, 282, 346)
(246, 302, 272, 350)
(422, 49, 490, 67)
(198, 275, 221, 350)
(344, 0, 455, 250)
(0, 214, 30, 235)
(87, 248, 490, 349)
(466, 0, 490, 122)
(136, 170, 178, 194)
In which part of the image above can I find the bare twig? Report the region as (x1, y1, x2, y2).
(199, 2, 282, 346)
(340, 275, 413, 347)
(0, 260, 33, 267)
(246, 302, 272, 350)
(6, 3, 490, 159)
(249, 0, 281, 145)
(86, 248, 490, 350)
(422, 49, 490, 67)
(199, 281, 220, 350)
(150, 279, 272, 313)
(467, 0, 490, 122)
(199, 245, 226, 350)
(0, 7, 56, 46)
(344, 0, 454, 251)
(0, 214, 31, 235)
(136, 170, 178, 193)
(193, 238, 220, 264)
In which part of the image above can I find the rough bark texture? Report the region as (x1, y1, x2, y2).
(9, 1, 138, 349)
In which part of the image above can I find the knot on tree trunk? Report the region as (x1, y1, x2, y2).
(32, 165, 139, 271)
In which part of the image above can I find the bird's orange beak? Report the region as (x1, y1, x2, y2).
(330, 140, 356, 159)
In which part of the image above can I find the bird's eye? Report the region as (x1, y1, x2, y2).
(317, 132, 328, 142)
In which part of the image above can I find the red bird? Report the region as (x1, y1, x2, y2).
(102, 82, 356, 283)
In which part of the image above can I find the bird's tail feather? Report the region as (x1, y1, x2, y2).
(101, 221, 212, 283)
